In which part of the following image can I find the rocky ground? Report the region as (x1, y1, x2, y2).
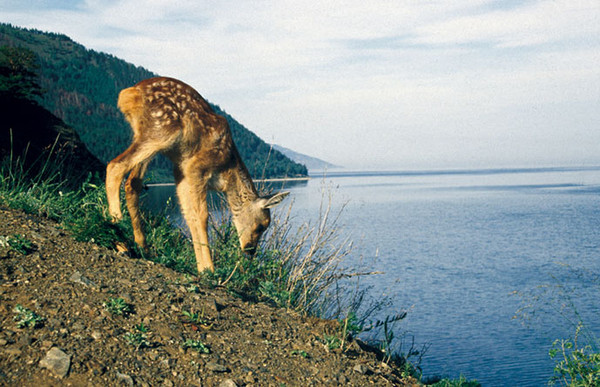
(0, 206, 417, 386)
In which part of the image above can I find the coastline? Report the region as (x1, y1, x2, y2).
(146, 176, 310, 187)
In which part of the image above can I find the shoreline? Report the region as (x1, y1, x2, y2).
(146, 176, 310, 187)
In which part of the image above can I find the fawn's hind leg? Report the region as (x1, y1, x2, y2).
(125, 161, 150, 251)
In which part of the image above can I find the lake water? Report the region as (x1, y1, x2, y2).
(145, 167, 600, 386)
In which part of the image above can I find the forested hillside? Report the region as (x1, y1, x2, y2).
(0, 44, 104, 184)
(0, 23, 307, 180)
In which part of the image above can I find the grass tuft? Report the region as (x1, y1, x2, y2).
(13, 304, 45, 329)
(0, 234, 34, 255)
(182, 339, 211, 354)
(103, 297, 134, 317)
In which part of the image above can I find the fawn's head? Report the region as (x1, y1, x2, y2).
(232, 191, 289, 255)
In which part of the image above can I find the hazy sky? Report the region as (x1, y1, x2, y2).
(2, 0, 599, 170)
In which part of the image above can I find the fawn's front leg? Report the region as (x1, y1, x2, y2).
(175, 172, 214, 273)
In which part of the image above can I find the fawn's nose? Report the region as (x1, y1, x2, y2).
(244, 245, 257, 256)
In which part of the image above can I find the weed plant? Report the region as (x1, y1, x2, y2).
(181, 339, 211, 354)
(124, 323, 151, 350)
(103, 297, 134, 317)
(290, 349, 310, 358)
(427, 375, 481, 387)
(515, 264, 600, 385)
(549, 323, 600, 386)
(0, 234, 34, 254)
(13, 304, 45, 329)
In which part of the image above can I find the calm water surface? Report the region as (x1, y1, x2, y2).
(146, 167, 600, 386)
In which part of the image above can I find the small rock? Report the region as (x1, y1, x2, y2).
(378, 361, 392, 374)
(206, 361, 229, 373)
(116, 371, 134, 386)
(29, 231, 45, 241)
(71, 321, 85, 331)
(39, 347, 71, 378)
(120, 293, 133, 303)
(4, 348, 22, 356)
(91, 331, 102, 340)
(337, 373, 349, 384)
(0, 247, 10, 259)
(353, 363, 370, 375)
(0, 339, 7, 346)
(160, 359, 173, 369)
(219, 379, 238, 387)
(141, 283, 153, 291)
(17, 333, 32, 348)
(244, 373, 257, 384)
(44, 225, 61, 238)
(88, 359, 106, 376)
(69, 271, 97, 288)
(211, 298, 226, 312)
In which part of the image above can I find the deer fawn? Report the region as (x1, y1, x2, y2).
(106, 77, 289, 273)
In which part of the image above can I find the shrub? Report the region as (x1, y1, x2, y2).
(549, 324, 600, 386)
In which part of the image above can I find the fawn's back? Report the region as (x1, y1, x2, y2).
(117, 77, 232, 163)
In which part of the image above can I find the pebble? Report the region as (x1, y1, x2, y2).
(219, 378, 238, 387)
(4, 348, 22, 356)
(29, 231, 45, 241)
(160, 359, 173, 369)
(0, 247, 11, 259)
(337, 373, 349, 383)
(116, 371, 134, 386)
(69, 271, 97, 288)
(120, 292, 133, 303)
(206, 361, 229, 373)
(17, 333, 32, 347)
(353, 363, 370, 375)
(71, 321, 85, 331)
(39, 347, 71, 378)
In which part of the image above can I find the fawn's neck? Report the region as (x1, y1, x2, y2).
(222, 147, 259, 216)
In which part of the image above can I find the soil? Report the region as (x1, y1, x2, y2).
(0, 206, 417, 386)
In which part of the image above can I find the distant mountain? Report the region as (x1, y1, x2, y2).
(271, 144, 340, 171)
(0, 23, 307, 181)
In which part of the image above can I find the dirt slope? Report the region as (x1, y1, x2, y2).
(0, 206, 415, 386)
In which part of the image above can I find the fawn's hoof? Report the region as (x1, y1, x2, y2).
(114, 241, 130, 255)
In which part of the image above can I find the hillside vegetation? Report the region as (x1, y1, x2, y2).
(0, 44, 104, 185)
(0, 23, 307, 181)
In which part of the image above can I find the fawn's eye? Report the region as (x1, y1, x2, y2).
(256, 224, 266, 234)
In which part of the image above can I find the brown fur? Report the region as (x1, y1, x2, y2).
(106, 77, 289, 273)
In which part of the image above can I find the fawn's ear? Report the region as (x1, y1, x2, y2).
(260, 192, 290, 209)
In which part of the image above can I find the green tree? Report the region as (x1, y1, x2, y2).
(0, 45, 41, 101)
